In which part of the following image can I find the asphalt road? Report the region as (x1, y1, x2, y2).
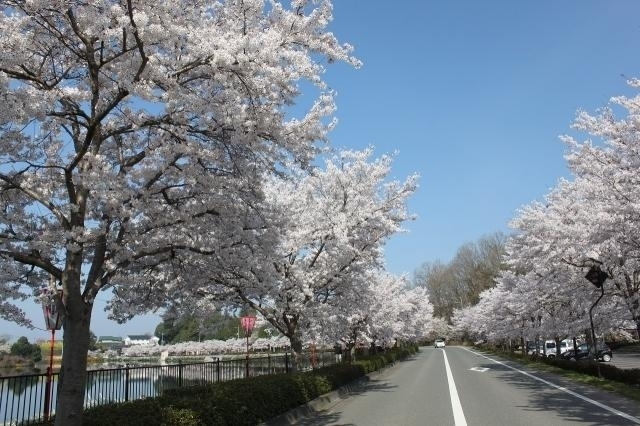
(295, 347, 640, 426)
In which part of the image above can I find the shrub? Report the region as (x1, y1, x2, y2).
(36, 346, 417, 426)
(11, 337, 42, 363)
(543, 356, 640, 386)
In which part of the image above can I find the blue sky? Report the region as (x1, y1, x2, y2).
(3, 0, 640, 342)
(327, 0, 640, 274)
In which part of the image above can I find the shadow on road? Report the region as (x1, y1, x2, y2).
(348, 377, 397, 396)
(294, 411, 355, 426)
(284, 370, 399, 425)
(478, 360, 640, 426)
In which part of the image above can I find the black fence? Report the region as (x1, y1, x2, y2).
(1, 350, 336, 425)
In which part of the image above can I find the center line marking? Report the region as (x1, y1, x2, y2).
(443, 350, 468, 426)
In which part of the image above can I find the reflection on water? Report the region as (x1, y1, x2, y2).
(0, 371, 50, 424)
(4, 374, 41, 395)
(1, 358, 293, 424)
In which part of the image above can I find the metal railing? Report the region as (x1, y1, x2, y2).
(1, 350, 336, 425)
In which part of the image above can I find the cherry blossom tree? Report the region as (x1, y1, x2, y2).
(0, 1, 358, 423)
(560, 88, 640, 338)
(122, 335, 291, 357)
(427, 315, 451, 340)
(389, 282, 433, 342)
(484, 81, 640, 347)
(476, 184, 623, 348)
(177, 149, 418, 368)
(496, 216, 596, 346)
(311, 272, 432, 357)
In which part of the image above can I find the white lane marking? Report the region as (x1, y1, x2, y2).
(462, 347, 640, 424)
(469, 367, 489, 372)
(443, 349, 468, 426)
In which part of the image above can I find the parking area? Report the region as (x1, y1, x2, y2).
(609, 349, 640, 369)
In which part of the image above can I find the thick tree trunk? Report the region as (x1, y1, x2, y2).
(289, 335, 303, 372)
(289, 333, 304, 372)
(54, 289, 93, 426)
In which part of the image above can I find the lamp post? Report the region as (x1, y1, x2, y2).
(585, 265, 608, 361)
(240, 315, 256, 378)
(41, 288, 64, 422)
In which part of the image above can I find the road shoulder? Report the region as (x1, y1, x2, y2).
(464, 347, 640, 423)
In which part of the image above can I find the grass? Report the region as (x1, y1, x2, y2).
(477, 347, 640, 402)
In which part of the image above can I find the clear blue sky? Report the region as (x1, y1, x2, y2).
(3, 0, 640, 342)
(327, 0, 640, 273)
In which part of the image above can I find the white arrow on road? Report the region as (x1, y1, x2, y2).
(469, 366, 489, 372)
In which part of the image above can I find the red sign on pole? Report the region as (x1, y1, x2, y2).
(240, 316, 256, 336)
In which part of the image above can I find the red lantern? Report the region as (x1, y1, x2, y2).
(240, 315, 257, 337)
(240, 316, 257, 378)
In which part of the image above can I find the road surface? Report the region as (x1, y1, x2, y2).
(293, 346, 640, 426)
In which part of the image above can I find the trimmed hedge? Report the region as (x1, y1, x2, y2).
(38, 345, 418, 426)
(542, 356, 640, 386)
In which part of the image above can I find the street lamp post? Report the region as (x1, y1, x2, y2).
(41, 288, 64, 422)
(585, 265, 608, 361)
(240, 316, 256, 378)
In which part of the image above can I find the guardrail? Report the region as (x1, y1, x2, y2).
(1, 350, 336, 425)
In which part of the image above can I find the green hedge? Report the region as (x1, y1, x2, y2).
(475, 345, 640, 388)
(37, 346, 417, 426)
(542, 356, 640, 386)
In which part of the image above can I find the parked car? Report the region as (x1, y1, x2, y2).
(541, 340, 557, 358)
(434, 339, 446, 348)
(559, 339, 574, 355)
(526, 340, 558, 357)
(560, 343, 612, 362)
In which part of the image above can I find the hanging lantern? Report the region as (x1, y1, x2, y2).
(240, 315, 257, 337)
(42, 289, 64, 331)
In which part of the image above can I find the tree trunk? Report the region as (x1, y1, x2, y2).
(343, 342, 355, 362)
(289, 334, 303, 372)
(54, 291, 92, 426)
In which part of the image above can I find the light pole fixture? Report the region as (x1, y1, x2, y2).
(585, 265, 608, 288)
(240, 315, 257, 378)
(41, 288, 64, 422)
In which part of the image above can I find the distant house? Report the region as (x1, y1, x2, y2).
(96, 336, 124, 351)
(124, 334, 160, 347)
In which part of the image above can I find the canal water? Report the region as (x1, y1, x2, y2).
(0, 355, 290, 425)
